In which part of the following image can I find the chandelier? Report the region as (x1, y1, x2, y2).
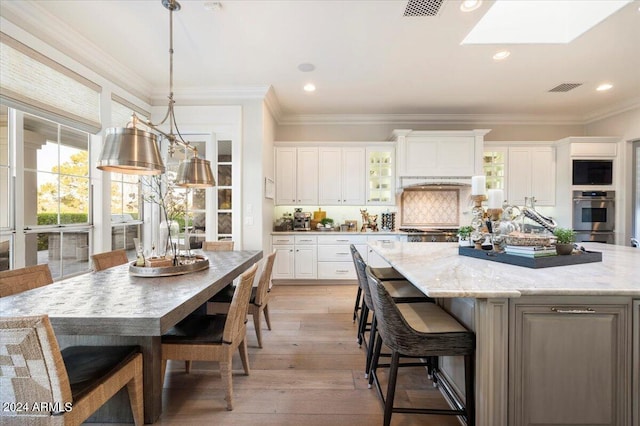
(97, 0, 215, 188)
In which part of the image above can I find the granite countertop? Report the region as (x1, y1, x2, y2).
(368, 241, 640, 298)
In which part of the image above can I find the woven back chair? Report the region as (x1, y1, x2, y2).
(91, 249, 128, 271)
(161, 262, 258, 410)
(0, 315, 143, 425)
(0, 264, 53, 297)
(249, 251, 276, 348)
(202, 241, 234, 251)
(365, 270, 476, 426)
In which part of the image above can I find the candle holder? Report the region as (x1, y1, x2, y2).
(471, 194, 487, 250)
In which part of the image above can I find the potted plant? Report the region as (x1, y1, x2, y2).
(553, 227, 576, 255)
(458, 225, 474, 247)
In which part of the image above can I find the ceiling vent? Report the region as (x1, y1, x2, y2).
(548, 83, 583, 93)
(404, 0, 444, 16)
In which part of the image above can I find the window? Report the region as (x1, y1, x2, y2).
(0, 105, 11, 271)
(20, 112, 92, 279)
(217, 140, 233, 240)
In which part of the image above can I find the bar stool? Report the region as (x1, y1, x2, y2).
(350, 246, 405, 323)
(351, 246, 435, 378)
(366, 269, 476, 426)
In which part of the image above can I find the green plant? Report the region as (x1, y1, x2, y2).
(321, 218, 334, 226)
(458, 226, 474, 239)
(553, 227, 576, 244)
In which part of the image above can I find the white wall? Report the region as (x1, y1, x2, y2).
(262, 104, 276, 255)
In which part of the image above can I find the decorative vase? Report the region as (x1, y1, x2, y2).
(555, 243, 574, 255)
(159, 220, 180, 256)
(458, 238, 473, 247)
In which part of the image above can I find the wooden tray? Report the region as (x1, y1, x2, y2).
(458, 247, 602, 269)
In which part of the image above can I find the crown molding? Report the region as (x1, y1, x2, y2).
(263, 86, 283, 122)
(153, 86, 273, 105)
(277, 113, 586, 126)
(582, 97, 640, 125)
(1, 0, 152, 104)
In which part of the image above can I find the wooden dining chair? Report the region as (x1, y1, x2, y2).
(0, 264, 53, 297)
(161, 262, 258, 411)
(91, 249, 129, 271)
(0, 315, 144, 425)
(208, 251, 277, 348)
(202, 240, 234, 251)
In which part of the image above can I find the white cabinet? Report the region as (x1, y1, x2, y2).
(275, 147, 318, 205)
(316, 234, 366, 280)
(394, 130, 489, 179)
(366, 235, 398, 268)
(294, 235, 317, 279)
(318, 147, 366, 205)
(508, 146, 555, 206)
(271, 235, 316, 279)
(484, 144, 556, 206)
(366, 146, 395, 205)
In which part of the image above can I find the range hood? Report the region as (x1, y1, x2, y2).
(398, 175, 472, 189)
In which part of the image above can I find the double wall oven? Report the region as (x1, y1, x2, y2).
(572, 190, 615, 244)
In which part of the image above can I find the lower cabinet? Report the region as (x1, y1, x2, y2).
(272, 233, 397, 281)
(509, 297, 631, 426)
(317, 235, 366, 279)
(272, 235, 317, 280)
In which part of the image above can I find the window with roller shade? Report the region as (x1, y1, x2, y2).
(0, 32, 101, 133)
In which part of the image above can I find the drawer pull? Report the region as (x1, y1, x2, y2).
(336, 239, 350, 242)
(336, 252, 349, 255)
(336, 270, 350, 273)
(551, 307, 596, 314)
(299, 239, 313, 242)
(276, 239, 290, 242)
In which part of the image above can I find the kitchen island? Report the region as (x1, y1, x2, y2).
(369, 241, 639, 426)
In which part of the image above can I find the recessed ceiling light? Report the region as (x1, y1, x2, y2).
(298, 63, 315, 72)
(462, 0, 632, 44)
(460, 0, 482, 12)
(596, 83, 613, 91)
(493, 50, 511, 61)
(303, 83, 316, 92)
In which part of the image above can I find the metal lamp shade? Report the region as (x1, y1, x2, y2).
(175, 157, 215, 187)
(97, 127, 165, 175)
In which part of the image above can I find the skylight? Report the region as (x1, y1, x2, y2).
(462, 0, 632, 44)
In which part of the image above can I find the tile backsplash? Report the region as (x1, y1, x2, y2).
(401, 188, 459, 227)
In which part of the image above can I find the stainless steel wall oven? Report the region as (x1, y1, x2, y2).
(572, 190, 615, 244)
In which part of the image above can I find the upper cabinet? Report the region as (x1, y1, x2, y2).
(484, 143, 556, 206)
(275, 147, 318, 205)
(393, 129, 490, 178)
(275, 143, 392, 206)
(318, 147, 366, 205)
(366, 145, 395, 205)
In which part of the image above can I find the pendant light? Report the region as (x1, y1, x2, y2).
(97, 0, 215, 187)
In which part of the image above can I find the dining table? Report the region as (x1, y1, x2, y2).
(0, 249, 263, 424)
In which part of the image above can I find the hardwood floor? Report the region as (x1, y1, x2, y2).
(157, 285, 462, 425)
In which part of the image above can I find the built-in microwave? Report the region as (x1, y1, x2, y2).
(572, 159, 613, 185)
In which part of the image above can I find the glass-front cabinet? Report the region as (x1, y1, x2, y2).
(366, 145, 395, 205)
(483, 147, 507, 192)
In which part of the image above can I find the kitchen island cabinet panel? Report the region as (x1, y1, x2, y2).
(509, 299, 630, 426)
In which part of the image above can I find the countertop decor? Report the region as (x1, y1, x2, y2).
(458, 246, 602, 269)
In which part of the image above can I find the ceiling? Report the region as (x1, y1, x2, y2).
(2, 0, 640, 124)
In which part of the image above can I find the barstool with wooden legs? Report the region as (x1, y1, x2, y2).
(366, 269, 476, 426)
